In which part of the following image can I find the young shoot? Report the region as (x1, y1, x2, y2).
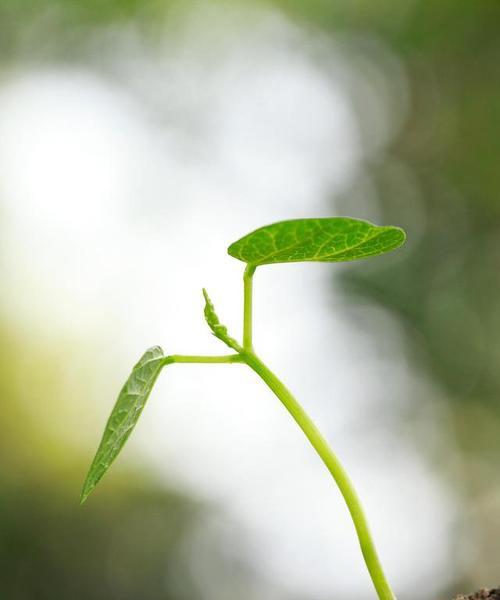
(81, 217, 406, 600)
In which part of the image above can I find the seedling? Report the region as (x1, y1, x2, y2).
(81, 217, 406, 600)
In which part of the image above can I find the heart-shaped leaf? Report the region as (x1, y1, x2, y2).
(228, 218, 406, 266)
(81, 346, 165, 503)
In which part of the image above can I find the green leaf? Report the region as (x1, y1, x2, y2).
(227, 218, 406, 266)
(80, 346, 165, 504)
(202, 288, 242, 352)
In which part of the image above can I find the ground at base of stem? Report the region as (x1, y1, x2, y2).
(453, 587, 500, 600)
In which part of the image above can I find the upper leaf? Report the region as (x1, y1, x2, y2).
(80, 346, 165, 504)
(227, 218, 406, 266)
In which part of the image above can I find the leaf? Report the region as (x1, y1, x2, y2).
(80, 346, 165, 504)
(227, 218, 406, 266)
(202, 289, 242, 352)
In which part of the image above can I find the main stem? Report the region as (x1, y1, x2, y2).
(241, 267, 396, 600)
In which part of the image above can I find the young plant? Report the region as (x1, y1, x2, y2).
(81, 217, 406, 600)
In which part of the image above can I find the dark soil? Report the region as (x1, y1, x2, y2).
(454, 588, 500, 600)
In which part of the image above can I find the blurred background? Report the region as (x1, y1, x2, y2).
(0, 1, 498, 598)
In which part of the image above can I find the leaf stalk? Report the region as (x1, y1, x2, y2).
(165, 354, 243, 364)
(243, 264, 256, 351)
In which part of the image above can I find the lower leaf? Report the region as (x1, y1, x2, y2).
(80, 346, 165, 504)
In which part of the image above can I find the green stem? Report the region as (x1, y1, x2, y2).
(165, 354, 243, 364)
(203, 265, 395, 598)
(243, 265, 256, 351)
(242, 351, 396, 600)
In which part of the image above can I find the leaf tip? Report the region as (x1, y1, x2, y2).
(79, 483, 92, 505)
(391, 225, 407, 247)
